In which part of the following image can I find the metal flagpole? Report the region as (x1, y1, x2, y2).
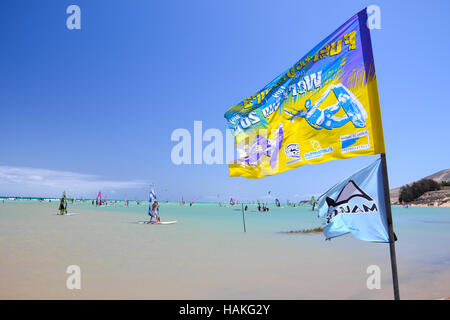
(380, 153, 400, 300)
(241, 203, 246, 232)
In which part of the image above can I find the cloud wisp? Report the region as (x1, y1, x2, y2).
(0, 165, 147, 197)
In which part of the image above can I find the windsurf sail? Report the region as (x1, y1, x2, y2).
(149, 188, 157, 202)
(311, 196, 317, 211)
(96, 191, 101, 205)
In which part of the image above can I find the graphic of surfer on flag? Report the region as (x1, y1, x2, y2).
(284, 84, 367, 130)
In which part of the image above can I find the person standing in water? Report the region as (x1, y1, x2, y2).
(58, 193, 67, 215)
(149, 200, 160, 223)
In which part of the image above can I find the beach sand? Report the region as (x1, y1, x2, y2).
(0, 201, 449, 299)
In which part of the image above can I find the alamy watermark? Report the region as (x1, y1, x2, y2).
(366, 265, 381, 290)
(171, 121, 235, 165)
(63, 5, 379, 31)
(66, 265, 81, 290)
(170, 121, 283, 174)
(66, 5, 81, 30)
(367, 5, 381, 30)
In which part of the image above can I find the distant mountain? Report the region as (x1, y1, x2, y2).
(390, 168, 450, 204)
(423, 169, 450, 183)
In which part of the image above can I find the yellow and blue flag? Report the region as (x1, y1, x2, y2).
(224, 8, 385, 178)
(317, 158, 390, 242)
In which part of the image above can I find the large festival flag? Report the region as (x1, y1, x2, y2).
(317, 158, 390, 242)
(224, 9, 384, 179)
(224, 8, 400, 299)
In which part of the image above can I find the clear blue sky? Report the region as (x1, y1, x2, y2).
(0, 0, 449, 201)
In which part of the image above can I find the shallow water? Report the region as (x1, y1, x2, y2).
(0, 201, 449, 299)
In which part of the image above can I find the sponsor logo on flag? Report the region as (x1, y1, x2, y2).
(340, 130, 370, 153)
(284, 143, 301, 164)
(304, 139, 333, 160)
(317, 158, 390, 242)
(325, 180, 379, 223)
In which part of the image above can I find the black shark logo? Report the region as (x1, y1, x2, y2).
(325, 180, 373, 207)
(325, 180, 378, 223)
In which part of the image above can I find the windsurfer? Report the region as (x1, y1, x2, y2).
(149, 200, 160, 222)
(58, 193, 67, 215)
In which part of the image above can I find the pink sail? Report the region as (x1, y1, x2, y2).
(96, 191, 102, 205)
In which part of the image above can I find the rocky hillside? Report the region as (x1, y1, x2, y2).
(410, 189, 450, 207)
(390, 168, 450, 205)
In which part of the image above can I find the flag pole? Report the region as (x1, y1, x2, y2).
(241, 202, 246, 232)
(380, 153, 400, 300)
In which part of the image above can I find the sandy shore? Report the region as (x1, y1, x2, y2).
(410, 203, 450, 208)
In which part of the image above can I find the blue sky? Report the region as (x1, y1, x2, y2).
(0, 0, 449, 201)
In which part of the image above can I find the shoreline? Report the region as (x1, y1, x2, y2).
(394, 202, 450, 208)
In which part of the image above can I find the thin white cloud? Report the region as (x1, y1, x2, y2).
(0, 165, 147, 197)
(293, 193, 320, 200)
(259, 194, 275, 200)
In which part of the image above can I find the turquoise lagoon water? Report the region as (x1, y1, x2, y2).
(0, 200, 449, 299)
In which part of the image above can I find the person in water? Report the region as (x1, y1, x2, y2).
(58, 194, 67, 215)
(149, 200, 160, 222)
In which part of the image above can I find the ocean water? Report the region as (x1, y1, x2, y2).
(0, 200, 449, 299)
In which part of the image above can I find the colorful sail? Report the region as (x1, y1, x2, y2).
(149, 187, 158, 217)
